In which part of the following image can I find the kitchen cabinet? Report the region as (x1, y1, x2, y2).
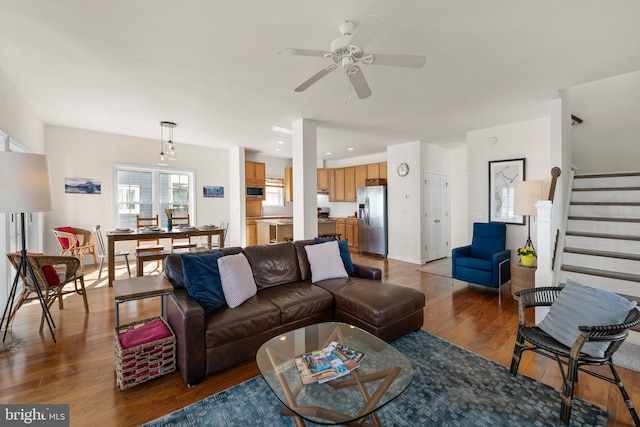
(328, 169, 336, 202)
(344, 167, 356, 202)
(284, 167, 293, 201)
(334, 168, 345, 201)
(345, 218, 358, 249)
(317, 168, 329, 191)
(334, 218, 346, 240)
(367, 163, 380, 179)
(355, 165, 367, 189)
(379, 162, 387, 179)
(246, 199, 262, 217)
(245, 161, 265, 183)
(246, 219, 257, 246)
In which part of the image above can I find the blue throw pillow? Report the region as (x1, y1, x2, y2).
(314, 238, 356, 277)
(181, 251, 226, 315)
(538, 279, 637, 358)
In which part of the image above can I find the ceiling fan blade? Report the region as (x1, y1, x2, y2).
(349, 15, 386, 50)
(367, 53, 426, 69)
(347, 66, 372, 99)
(278, 48, 329, 58)
(295, 64, 338, 92)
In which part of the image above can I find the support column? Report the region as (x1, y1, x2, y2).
(535, 200, 553, 323)
(292, 119, 317, 240)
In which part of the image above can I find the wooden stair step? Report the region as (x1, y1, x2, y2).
(575, 172, 640, 179)
(564, 247, 640, 262)
(568, 216, 640, 223)
(572, 186, 640, 192)
(561, 264, 640, 283)
(565, 231, 640, 241)
(570, 201, 640, 206)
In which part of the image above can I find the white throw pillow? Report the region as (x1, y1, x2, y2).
(304, 240, 348, 283)
(217, 253, 257, 308)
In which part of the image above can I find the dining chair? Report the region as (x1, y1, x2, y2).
(6, 253, 89, 333)
(135, 215, 164, 252)
(52, 226, 98, 272)
(93, 225, 131, 280)
(209, 222, 228, 249)
(135, 215, 164, 271)
(171, 214, 197, 249)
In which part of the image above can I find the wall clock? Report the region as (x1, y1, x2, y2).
(397, 162, 409, 177)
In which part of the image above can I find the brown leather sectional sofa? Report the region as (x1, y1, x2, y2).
(163, 239, 425, 386)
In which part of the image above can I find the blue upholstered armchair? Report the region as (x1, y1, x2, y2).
(452, 223, 511, 289)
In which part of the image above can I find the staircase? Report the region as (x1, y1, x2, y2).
(559, 172, 640, 304)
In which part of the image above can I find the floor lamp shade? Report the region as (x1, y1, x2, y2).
(513, 180, 544, 216)
(0, 152, 54, 213)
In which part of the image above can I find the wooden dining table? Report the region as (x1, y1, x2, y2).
(106, 227, 224, 286)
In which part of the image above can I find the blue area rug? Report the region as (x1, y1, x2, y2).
(142, 330, 608, 426)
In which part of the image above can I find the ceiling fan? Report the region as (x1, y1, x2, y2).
(278, 15, 426, 99)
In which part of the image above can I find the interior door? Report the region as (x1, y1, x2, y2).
(424, 172, 449, 262)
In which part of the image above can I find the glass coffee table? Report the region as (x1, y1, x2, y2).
(256, 322, 413, 426)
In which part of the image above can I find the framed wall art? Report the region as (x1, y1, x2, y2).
(488, 158, 525, 224)
(203, 186, 224, 198)
(65, 177, 101, 194)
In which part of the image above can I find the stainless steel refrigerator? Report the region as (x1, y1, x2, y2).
(357, 185, 388, 257)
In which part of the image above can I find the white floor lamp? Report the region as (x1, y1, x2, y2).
(0, 151, 55, 344)
(513, 180, 544, 253)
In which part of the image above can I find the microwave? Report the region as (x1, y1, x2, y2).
(246, 186, 264, 198)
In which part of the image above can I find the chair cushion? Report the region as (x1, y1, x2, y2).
(455, 256, 493, 271)
(243, 242, 301, 289)
(218, 253, 257, 308)
(55, 226, 77, 249)
(314, 238, 356, 277)
(538, 279, 637, 357)
(304, 240, 348, 283)
(181, 251, 226, 314)
(22, 252, 60, 286)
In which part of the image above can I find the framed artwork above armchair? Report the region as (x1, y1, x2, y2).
(488, 158, 525, 225)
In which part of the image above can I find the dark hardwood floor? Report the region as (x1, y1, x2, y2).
(1, 253, 638, 426)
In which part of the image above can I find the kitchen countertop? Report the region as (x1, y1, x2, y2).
(256, 218, 339, 225)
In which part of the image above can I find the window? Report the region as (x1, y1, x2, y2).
(263, 177, 284, 207)
(114, 165, 195, 229)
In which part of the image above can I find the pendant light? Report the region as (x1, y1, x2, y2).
(159, 121, 177, 165)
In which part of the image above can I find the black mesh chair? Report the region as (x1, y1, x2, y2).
(509, 286, 640, 426)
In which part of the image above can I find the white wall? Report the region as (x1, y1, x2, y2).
(447, 145, 469, 251)
(466, 118, 551, 259)
(43, 125, 231, 256)
(569, 71, 640, 174)
(387, 141, 423, 264)
(0, 67, 45, 309)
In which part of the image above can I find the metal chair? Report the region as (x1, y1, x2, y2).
(93, 225, 131, 280)
(510, 286, 640, 426)
(52, 227, 97, 272)
(6, 253, 89, 333)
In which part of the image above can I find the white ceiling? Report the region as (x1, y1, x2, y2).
(1, 1, 639, 160)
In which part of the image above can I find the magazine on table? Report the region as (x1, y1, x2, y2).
(294, 342, 366, 384)
(333, 342, 366, 364)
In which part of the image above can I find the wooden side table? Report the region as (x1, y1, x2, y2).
(511, 262, 536, 300)
(113, 275, 173, 326)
